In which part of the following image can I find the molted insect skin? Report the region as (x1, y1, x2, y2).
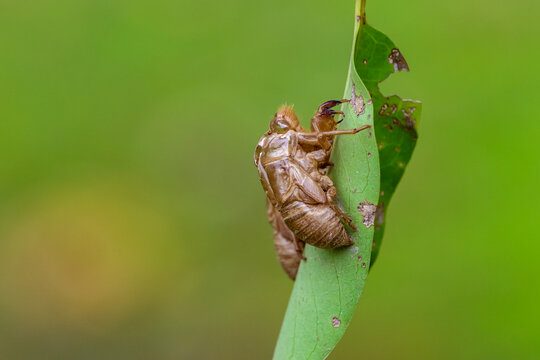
(281, 201, 352, 249)
(256, 131, 352, 249)
(256, 100, 368, 278)
(266, 200, 303, 280)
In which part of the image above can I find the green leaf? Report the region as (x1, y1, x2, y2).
(272, 1, 421, 358)
(352, 24, 422, 267)
(272, 5, 380, 360)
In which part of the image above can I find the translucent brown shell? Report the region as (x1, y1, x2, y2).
(255, 100, 370, 279)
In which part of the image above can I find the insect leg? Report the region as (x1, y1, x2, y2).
(324, 185, 357, 230)
(317, 125, 371, 137)
(297, 125, 371, 146)
(329, 201, 357, 230)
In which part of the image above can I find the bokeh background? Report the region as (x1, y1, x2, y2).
(0, 0, 539, 359)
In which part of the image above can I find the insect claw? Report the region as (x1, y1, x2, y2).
(336, 119, 344, 124)
(318, 100, 343, 111)
(315, 101, 346, 124)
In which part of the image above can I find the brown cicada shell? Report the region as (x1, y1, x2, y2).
(255, 100, 371, 277)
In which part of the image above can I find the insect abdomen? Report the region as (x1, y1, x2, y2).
(281, 201, 353, 249)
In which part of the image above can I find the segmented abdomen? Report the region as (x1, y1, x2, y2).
(281, 201, 352, 249)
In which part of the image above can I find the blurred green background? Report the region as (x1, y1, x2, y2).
(0, 0, 539, 359)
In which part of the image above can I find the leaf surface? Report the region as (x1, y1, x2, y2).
(352, 24, 422, 266)
(272, 8, 380, 360)
(272, 2, 421, 359)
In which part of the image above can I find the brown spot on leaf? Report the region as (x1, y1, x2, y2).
(357, 201, 376, 228)
(367, 152, 372, 158)
(361, 262, 367, 268)
(332, 316, 341, 328)
(379, 103, 388, 116)
(362, 59, 367, 65)
(379, 103, 397, 117)
(358, 255, 362, 261)
(395, 147, 400, 152)
(388, 48, 409, 72)
(350, 84, 365, 117)
(402, 107, 416, 131)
